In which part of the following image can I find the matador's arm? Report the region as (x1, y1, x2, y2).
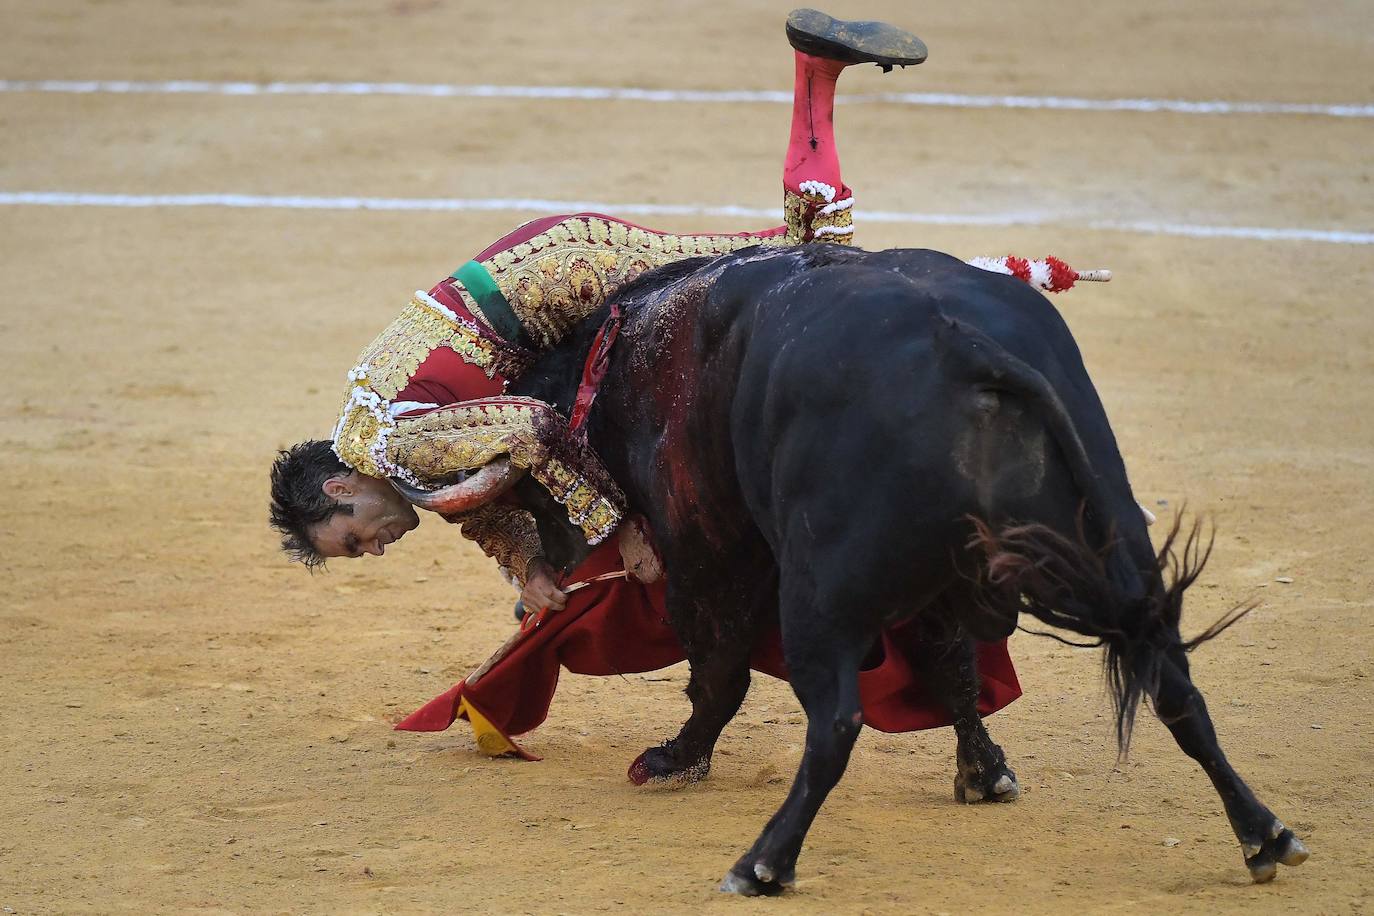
(379, 398, 627, 548)
(445, 501, 545, 586)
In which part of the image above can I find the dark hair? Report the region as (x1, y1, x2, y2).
(269, 440, 354, 569)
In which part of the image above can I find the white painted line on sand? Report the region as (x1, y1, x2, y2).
(2, 79, 1371, 119)
(3, 191, 1371, 245)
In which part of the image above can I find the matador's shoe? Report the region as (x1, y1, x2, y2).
(786, 8, 927, 71)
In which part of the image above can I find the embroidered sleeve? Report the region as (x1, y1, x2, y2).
(386, 396, 627, 545)
(449, 503, 544, 585)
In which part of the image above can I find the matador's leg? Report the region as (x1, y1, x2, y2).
(782, 10, 927, 244)
(437, 13, 928, 351)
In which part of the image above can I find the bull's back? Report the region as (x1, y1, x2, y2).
(714, 248, 1133, 578)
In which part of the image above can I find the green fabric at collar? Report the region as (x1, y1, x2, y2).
(451, 260, 531, 349)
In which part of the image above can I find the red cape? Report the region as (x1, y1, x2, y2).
(395, 543, 1020, 756)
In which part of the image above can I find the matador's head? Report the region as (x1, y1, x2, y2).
(268, 440, 420, 567)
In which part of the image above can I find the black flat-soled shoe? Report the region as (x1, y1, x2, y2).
(786, 8, 928, 70)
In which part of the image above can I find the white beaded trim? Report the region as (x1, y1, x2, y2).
(415, 287, 459, 322)
(331, 369, 419, 485)
(797, 179, 837, 203)
(819, 195, 854, 216)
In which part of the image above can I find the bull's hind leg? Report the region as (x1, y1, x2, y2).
(1154, 647, 1308, 882)
(907, 611, 1019, 803)
(720, 583, 874, 896)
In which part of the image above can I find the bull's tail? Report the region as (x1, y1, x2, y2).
(935, 315, 1251, 751)
(967, 515, 1251, 753)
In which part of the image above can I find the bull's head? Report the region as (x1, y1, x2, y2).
(388, 457, 527, 516)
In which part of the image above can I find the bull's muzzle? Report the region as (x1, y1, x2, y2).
(389, 457, 526, 515)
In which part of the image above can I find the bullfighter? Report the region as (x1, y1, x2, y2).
(270, 10, 1051, 777)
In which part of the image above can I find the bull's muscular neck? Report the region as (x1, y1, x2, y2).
(509, 320, 599, 416)
(510, 255, 721, 418)
(504, 256, 722, 571)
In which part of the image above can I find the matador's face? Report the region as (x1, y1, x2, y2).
(310, 471, 420, 559)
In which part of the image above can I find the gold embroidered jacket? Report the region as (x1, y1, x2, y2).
(332, 202, 852, 582)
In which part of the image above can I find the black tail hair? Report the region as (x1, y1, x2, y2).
(967, 511, 1253, 753)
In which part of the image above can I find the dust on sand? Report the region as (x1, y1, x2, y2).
(1, 1, 1371, 912)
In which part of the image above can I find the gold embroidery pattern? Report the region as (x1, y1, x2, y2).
(386, 397, 626, 545)
(784, 187, 855, 245)
(482, 217, 782, 349)
(389, 400, 544, 479)
(357, 293, 499, 396)
(332, 291, 534, 480)
(449, 503, 544, 584)
(334, 393, 388, 479)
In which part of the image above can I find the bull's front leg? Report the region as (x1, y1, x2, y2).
(627, 645, 753, 785)
(720, 578, 875, 896)
(1154, 647, 1308, 882)
(628, 572, 773, 785)
(908, 612, 1020, 804)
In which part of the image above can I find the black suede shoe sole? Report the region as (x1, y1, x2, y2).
(786, 8, 928, 69)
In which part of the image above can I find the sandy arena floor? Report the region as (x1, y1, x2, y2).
(1, 1, 1372, 912)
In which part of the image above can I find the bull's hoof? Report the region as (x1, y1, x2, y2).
(1244, 821, 1309, 883)
(719, 860, 795, 896)
(627, 743, 710, 786)
(955, 765, 1020, 804)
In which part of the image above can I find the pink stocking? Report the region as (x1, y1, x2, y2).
(783, 52, 851, 203)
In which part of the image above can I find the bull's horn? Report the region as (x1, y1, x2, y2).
(390, 458, 526, 515)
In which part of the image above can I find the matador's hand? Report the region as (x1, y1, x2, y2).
(522, 557, 568, 613)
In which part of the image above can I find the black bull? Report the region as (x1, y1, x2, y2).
(457, 244, 1308, 893)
